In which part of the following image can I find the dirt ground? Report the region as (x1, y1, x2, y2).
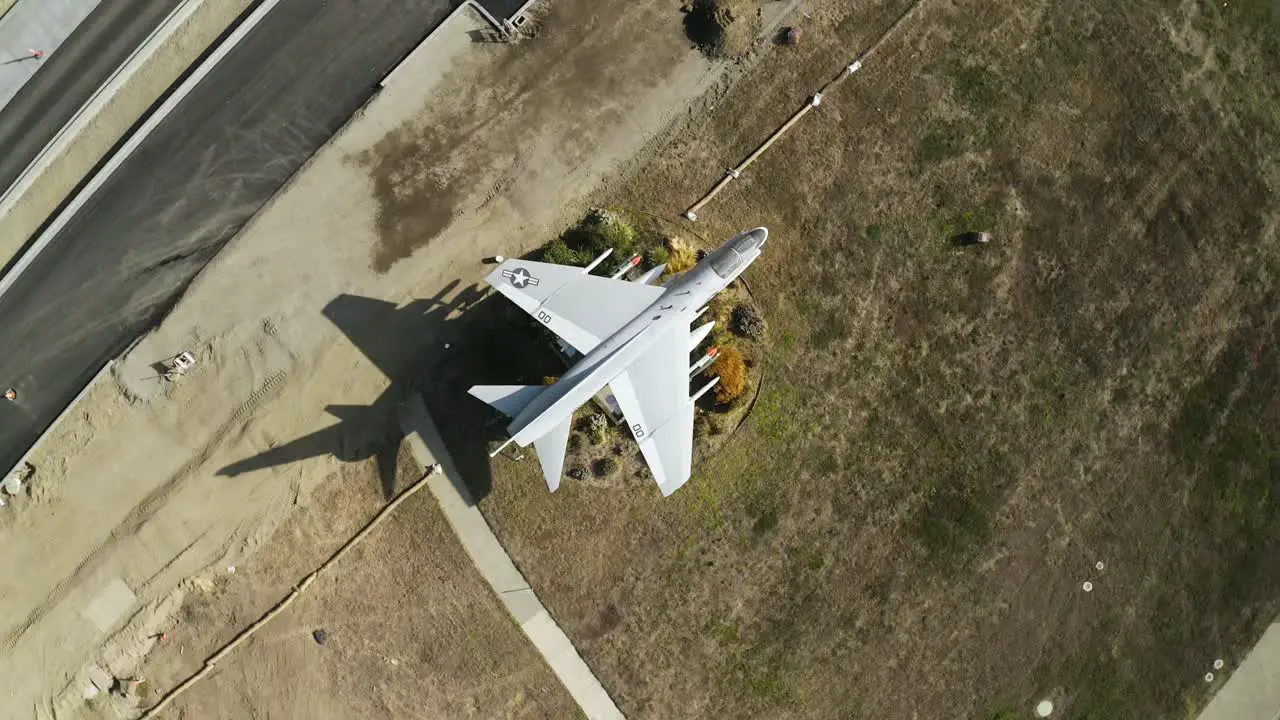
(0, 1, 728, 716)
(470, 0, 1280, 718)
(129, 443, 578, 719)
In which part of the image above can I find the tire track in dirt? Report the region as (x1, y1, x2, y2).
(0, 371, 288, 656)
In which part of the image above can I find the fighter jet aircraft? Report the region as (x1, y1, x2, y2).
(470, 227, 768, 496)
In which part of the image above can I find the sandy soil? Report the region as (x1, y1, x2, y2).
(0, 1, 727, 715)
(130, 442, 579, 720)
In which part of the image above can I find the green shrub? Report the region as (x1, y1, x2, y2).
(594, 457, 619, 477)
(547, 210, 640, 271)
(645, 245, 670, 267)
(587, 209, 637, 256)
(542, 238, 591, 266)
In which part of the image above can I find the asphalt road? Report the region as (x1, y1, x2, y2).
(0, 0, 184, 200)
(0, 0, 521, 471)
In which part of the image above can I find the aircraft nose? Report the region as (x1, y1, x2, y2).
(748, 227, 768, 248)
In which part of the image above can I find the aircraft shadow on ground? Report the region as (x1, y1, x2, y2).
(216, 275, 565, 505)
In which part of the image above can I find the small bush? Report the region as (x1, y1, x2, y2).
(567, 466, 587, 481)
(594, 457, 619, 477)
(587, 414, 609, 444)
(731, 303, 766, 340)
(549, 209, 640, 271)
(645, 245, 670, 267)
(542, 238, 591, 266)
(709, 346, 748, 404)
(567, 433, 584, 452)
(593, 212, 636, 255)
(666, 237, 698, 273)
(576, 208, 636, 257)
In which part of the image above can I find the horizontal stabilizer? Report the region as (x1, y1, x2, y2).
(468, 384, 543, 418)
(533, 414, 573, 492)
(637, 401, 696, 496)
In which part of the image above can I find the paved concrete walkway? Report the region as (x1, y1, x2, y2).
(0, 0, 103, 111)
(398, 394, 626, 720)
(1199, 620, 1280, 720)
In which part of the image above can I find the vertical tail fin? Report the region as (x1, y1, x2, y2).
(470, 384, 571, 490)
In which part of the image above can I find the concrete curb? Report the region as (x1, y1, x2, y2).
(379, 2, 497, 91)
(378, 0, 529, 92)
(397, 395, 626, 720)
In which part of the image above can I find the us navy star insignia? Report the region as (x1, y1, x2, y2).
(502, 267, 539, 288)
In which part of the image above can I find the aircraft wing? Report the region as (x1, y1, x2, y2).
(484, 259, 664, 354)
(608, 323, 696, 496)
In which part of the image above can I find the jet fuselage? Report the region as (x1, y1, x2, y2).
(507, 228, 768, 446)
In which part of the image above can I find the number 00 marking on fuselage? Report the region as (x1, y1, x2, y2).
(632, 423, 645, 438)
(536, 310, 552, 324)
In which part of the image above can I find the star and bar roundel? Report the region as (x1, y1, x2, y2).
(501, 266, 540, 289)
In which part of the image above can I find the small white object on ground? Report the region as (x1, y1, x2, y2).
(1213, 658, 1225, 669)
(1036, 699, 1054, 717)
(227, 565, 236, 574)
(685, 211, 697, 221)
(1082, 581, 1093, 592)
(1095, 561, 1105, 570)
(2, 473, 22, 496)
(494, 255, 505, 262)
(1205, 672, 1215, 682)
(848, 60, 862, 74)
(811, 93, 822, 107)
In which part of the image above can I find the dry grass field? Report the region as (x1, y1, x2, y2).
(135, 444, 579, 719)
(434, 0, 1280, 718)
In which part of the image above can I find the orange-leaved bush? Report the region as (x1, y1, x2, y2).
(708, 346, 747, 404)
